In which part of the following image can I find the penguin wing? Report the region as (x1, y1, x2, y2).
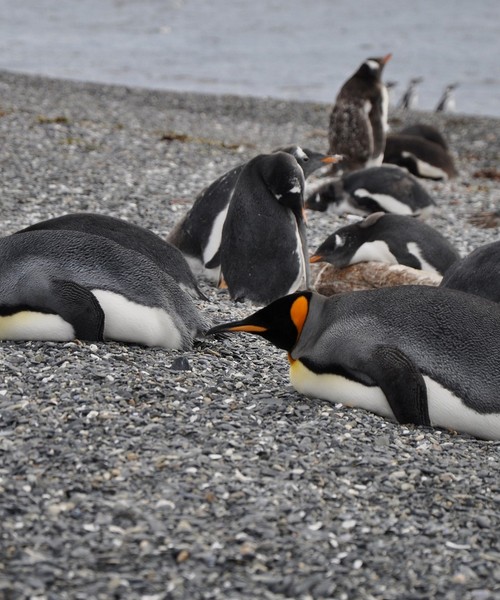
(50, 279, 105, 341)
(370, 345, 430, 425)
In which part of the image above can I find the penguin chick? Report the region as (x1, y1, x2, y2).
(219, 151, 310, 305)
(207, 287, 500, 440)
(168, 147, 337, 283)
(384, 134, 458, 180)
(0, 230, 209, 348)
(440, 240, 500, 303)
(18, 213, 207, 301)
(310, 212, 459, 275)
(328, 54, 392, 173)
(305, 165, 435, 215)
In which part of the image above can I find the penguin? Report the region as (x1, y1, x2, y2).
(0, 230, 209, 348)
(168, 147, 337, 283)
(399, 123, 449, 151)
(440, 241, 500, 303)
(385, 80, 398, 106)
(206, 287, 500, 440)
(305, 165, 436, 215)
(18, 213, 207, 300)
(310, 212, 459, 275)
(436, 83, 459, 112)
(328, 54, 392, 173)
(219, 151, 311, 305)
(383, 133, 458, 180)
(397, 77, 423, 110)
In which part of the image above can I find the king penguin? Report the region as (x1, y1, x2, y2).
(219, 151, 312, 305)
(18, 213, 206, 300)
(0, 230, 209, 348)
(168, 147, 338, 284)
(328, 54, 392, 173)
(440, 240, 500, 303)
(305, 165, 435, 215)
(207, 287, 500, 440)
(311, 212, 459, 275)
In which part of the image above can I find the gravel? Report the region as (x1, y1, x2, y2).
(0, 70, 500, 600)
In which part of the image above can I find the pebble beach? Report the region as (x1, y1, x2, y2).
(1, 70, 500, 600)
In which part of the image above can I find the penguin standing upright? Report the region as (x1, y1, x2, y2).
(219, 151, 310, 305)
(436, 83, 459, 112)
(398, 77, 423, 110)
(207, 287, 500, 440)
(168, 147, 337, 283)
(328, 54, 392, 173)
(0, 230, 209, 348)
(18, 213, 206, 300)
(310, 212, 460, 275)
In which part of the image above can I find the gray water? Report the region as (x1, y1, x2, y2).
(1, 0, 499, 117)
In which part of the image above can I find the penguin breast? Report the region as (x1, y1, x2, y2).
(0, 310, 75, 341)
(91, 289, 184, 348)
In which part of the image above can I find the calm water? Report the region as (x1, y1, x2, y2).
(1, 0, 499, 117)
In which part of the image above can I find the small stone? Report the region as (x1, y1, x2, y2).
(170, 357, 191, 371)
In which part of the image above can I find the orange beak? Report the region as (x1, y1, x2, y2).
(309, 255, 324, 264)
(381, 53, 392, 65)
(321, 154, 343, 164)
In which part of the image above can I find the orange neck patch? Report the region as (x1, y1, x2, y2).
(290, 295, 309, 340)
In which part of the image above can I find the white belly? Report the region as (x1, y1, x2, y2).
(289, 360, 500, 440)
(353, 188, 413, 215)
(0, 311, 74, 341)
(350, 240, 398, 265)
(92, 289, 183, 349)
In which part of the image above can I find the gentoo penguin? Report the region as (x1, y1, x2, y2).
(207, 287, 500, 440)
(397, 77, 423, 110)
(440, 241, 500, 303)
(399, 123, 449, 150)
(18, 213, 206, 300)
(305, 165, 435, 215)
(436, 83, 459, 112)
(384, 133, 458, 180)
(219, 151, 311, 305)
(168, 147, 337, 283)
(328, 54, 392, 173)
(310, 212, 459, 275)
(0, 230, 208, 348)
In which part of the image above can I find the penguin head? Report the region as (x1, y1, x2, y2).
(206, 291, 313, 351)
(356, 53, 392, 80)
(274, 146, 342, 179)
(310, 213, 385, 267)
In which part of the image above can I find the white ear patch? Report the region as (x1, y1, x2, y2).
(335, 234, 345, 248)
(366, 60, 380, 71)
(294, 147, 308, 160)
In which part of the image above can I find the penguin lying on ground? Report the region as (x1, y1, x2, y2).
(219, 151, 314, 305)
(310, 212, 459, 275)
(328, 54, 392, 173)
(305, 165, 435, 215)
(440, 241, 500, 303)
(168, 146, 337, 283)
(0, 230, 208, 348)
(207, 287, 500, 440)
(399, 123, 449, 150)
(18, 213, 206, 300)
(383, 133, 457, 180)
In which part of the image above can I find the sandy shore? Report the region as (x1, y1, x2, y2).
(0, 70, 499, 600)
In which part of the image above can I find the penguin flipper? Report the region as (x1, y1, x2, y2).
(371, 345, 430, 426)
(51, 279, 105, 341)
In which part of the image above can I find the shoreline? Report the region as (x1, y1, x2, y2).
(1, 70, 500, 600)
